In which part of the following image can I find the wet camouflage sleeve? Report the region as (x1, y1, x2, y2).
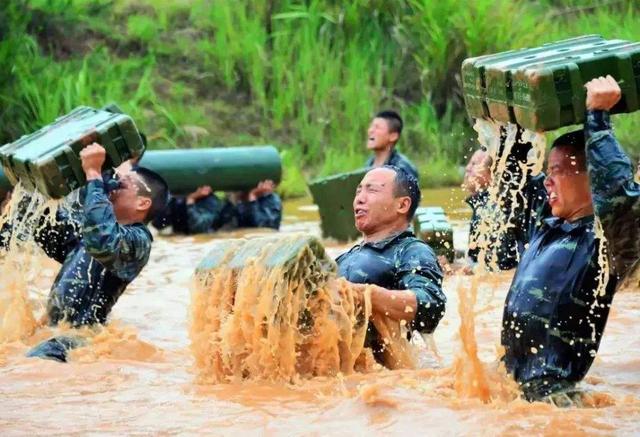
(186, 195, 228, 234)
(236, 193, 282, 230)
(82, 179, 152, 281)
(585, 110, 640, 278)
(396, 241, 446, 333)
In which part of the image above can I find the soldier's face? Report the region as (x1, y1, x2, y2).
(544, 147, 592, 221)
(353, 168, 408, 234)
(109, 171, 152, 223)
(367, 118, 398, 151)
(463, 149, 492, 194)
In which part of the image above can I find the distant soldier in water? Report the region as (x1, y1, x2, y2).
(365, 110, 419, 181)
(336, 166, 445, 366)
(463, 148, 546, 272)
(501, 76, 640, 404)
(10, 144, 169, 361)
(152, 180, 282, 234)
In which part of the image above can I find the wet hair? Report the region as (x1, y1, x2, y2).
(383, 165, 421, 220)
(131, 166, 170, 223)
(375, 110, 403, 136)
(551, 130, 587, 171)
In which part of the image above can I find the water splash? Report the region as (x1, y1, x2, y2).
(470, 118, 546, 271)
(0, 183, 60, 342)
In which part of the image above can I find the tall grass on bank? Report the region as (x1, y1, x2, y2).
(1, 0, 639, 198)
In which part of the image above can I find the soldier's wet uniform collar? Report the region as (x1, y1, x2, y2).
(541, 214, 594, 233)
(357, 229, 414, 251)
(386, 148, 401, 165)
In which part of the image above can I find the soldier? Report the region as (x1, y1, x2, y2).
(336, 165, 445, 365)
(463, 148, 546, 272)
(24, 143, 169, 361)
(365, 110, 419, 181)
(153, 179, 282, 234)
(501, 76, 640, 403)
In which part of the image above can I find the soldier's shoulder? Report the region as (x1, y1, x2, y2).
(397, 234, 436, 256)
(128, 223, 154, 244)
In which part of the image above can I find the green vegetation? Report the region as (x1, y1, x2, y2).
(1, 0, 639, 197)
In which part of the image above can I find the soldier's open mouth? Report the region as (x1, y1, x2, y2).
(354, 208, 367, 217)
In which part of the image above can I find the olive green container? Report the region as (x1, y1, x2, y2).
(462, 35, 640, 131)
(196, 234, 331, 273)
(308, 168, 367, 242)
(412, 206, 454, 262)
(0, 106, 145, 198)
(139, 146, 282, 194)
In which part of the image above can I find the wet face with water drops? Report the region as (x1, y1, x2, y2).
(109, 169, 152, 224)
(543, 146, 592, 222)
(353, 168, 411, 236)
(463, 149, 493, 195)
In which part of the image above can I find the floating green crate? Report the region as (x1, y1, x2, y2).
(308, 168, 367, 242)
(462, 35, 640, 131)
(413, 206, 454, 262)
(0, 105, 145, 198)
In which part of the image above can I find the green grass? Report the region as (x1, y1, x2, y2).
(1, 0, 639, 198)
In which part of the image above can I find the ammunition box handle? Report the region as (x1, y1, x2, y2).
(567, 64, 586, 123)
(63, 147, 86, 190)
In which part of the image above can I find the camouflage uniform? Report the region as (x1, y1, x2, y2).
(235, 193, 282, 229)
(366, 148, 419, 181)
(153, 193, 282, 234)
(336, 230, 445, 358)
(467, 175, 547, 271)
(34, 179, 153, 326)
(501, 110, 640, 401)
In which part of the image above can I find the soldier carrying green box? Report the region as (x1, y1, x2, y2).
(2, 144, 169, 361)
(152, 180, 282, 235)
(501, 76, 640, 403)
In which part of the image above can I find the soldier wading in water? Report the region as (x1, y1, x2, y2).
(501, 76, 640, 404)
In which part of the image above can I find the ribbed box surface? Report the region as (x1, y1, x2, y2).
(462, 35, 640, 131)
(0, 106, 144, 198)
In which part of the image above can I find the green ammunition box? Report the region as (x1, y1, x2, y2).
(195, 235, 331, 274)
(0, 106, 145, 198)
(308, 168, 367, 242)
(139, 146, 282, 194)
(462, 35, 640, 131)
(412, 206, 454, 262)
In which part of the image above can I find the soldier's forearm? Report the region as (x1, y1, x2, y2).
(585, 110, 635, 205)
(370, 285, 417, 323)
(82, 179, 125, 265)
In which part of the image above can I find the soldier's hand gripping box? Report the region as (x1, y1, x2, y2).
(0, 105, 145, 198)
(462, 35, 640, 131)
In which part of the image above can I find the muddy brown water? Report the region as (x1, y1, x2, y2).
(1, 189, 639, 435)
